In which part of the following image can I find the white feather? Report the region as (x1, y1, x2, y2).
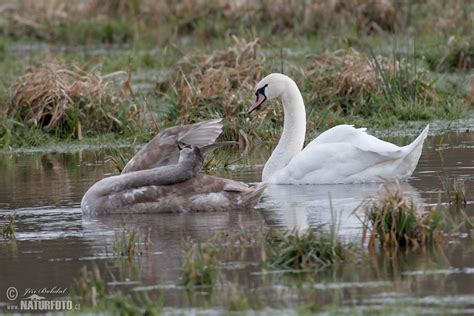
(256, 73, 429, 184)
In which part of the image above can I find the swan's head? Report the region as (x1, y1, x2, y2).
(178, 145, 203, 172)
(248, 73, 292, 114)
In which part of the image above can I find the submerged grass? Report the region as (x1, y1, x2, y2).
(71, 264, 162, 315)
(361, 182, 446, 250)
(180, 240, 219, 287)
(0, 213, 16, 240)
(226, 287, 263, 311)
(260, 228, 351, 270)
(181, 216, 354, 282)
(441, 176, 467, 207)
(112, 226, 152, 258)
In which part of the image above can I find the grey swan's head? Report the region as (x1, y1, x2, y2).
(177, 144, 204, 174)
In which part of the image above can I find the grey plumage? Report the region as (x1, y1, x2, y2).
(82, 120, 266, 215)
(122, 119, 223, 173)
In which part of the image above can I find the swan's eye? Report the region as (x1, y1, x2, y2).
(256, 84, 269, 97)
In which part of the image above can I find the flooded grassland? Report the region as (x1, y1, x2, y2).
(0, 1, 473, 314)
(0, 130, 473, 315)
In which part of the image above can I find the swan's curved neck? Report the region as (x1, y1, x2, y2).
(262, 80, 306, 181)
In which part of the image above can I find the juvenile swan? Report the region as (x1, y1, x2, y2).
(248, 73, 429, 184)
(82, 120, 265, 215)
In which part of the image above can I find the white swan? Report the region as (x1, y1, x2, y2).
(248, 73, 429, 184)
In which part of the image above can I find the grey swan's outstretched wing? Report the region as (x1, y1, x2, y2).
(122, 119, 223, 174)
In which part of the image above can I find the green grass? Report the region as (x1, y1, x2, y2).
(0, 2, 472, 149)
(226, 287, 263, 312)
(0, 213, 16, 240)
(71, 264, 162, 315)
(440, 176, 467, 207)
(0, 44, 467, 149)
(180, 240, 219, 287)
(361, 183, 447, 249)
(423, 37, 474, 72)
(260, 228, 352, 270)
(112, 226, 152, 258)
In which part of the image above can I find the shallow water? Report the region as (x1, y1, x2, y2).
(0, 131, 473, 314)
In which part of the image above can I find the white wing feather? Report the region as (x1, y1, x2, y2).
(271, 125, 429, 184)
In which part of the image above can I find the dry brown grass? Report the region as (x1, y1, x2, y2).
(467, 82, 474, 105)
(172, 37, 263, 108)
(428, 36, 474, 71)
(0, 0, 90, 26)
(361, 182, 446, 250)
(148, 0, 398, 35)
(305, 49, 389, 104)
(332, 0, 398, 34)
(4, 0, 471, 49)
(163, 37, 267, 139)
(0, 0, 401, 41)
(418, 0, 474, 35)
(7, 59, 133, 137)
(303, 48, 436, 113)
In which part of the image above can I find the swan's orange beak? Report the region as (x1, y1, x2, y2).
(248, 93, 266, 114)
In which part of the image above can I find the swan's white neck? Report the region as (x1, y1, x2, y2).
(262, 80, 306, 181)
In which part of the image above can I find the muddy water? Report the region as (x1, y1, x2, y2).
(0, 131, 473, 314)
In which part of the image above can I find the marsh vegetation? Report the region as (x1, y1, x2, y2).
(0, 0, 472, 148)
(0, 0, 472, 315)
(0, 132, 472, 314)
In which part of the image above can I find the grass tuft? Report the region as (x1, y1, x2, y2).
(441, 176, 467, 207)
(73, 264, 106, 307)
(72, 264, 162, 314)
(361, 182, 446, 249)
(303, 48, 438, 117)
(112, 226, 152, 258)
(6, 60, 139, 139)
(226, 287, 263, 311)
(260, 228, 350, 270)
(171, 37, 263, 109)
(0, 214, 16, 240)
(158, 36, 279, 141)
(180, 240, 219, 287)
(105, 147, 130, 173)
(425, 37, 473, 71)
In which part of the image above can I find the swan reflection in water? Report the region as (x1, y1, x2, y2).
(258, 182, 422, 237)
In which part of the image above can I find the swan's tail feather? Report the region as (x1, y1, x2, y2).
(401, 124, 429, 178)
(240, 183, 267, 208)
(406, 124, 429, 152)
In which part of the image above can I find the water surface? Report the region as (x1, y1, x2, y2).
(0, 131, 473, 314)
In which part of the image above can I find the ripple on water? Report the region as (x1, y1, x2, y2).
(0, 130, 472, 312)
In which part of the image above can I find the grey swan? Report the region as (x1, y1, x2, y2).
(81, 119, 266, 215)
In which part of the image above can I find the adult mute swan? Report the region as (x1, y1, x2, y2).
(248, 73, 429, 184)
(82, 119, 265, 215)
